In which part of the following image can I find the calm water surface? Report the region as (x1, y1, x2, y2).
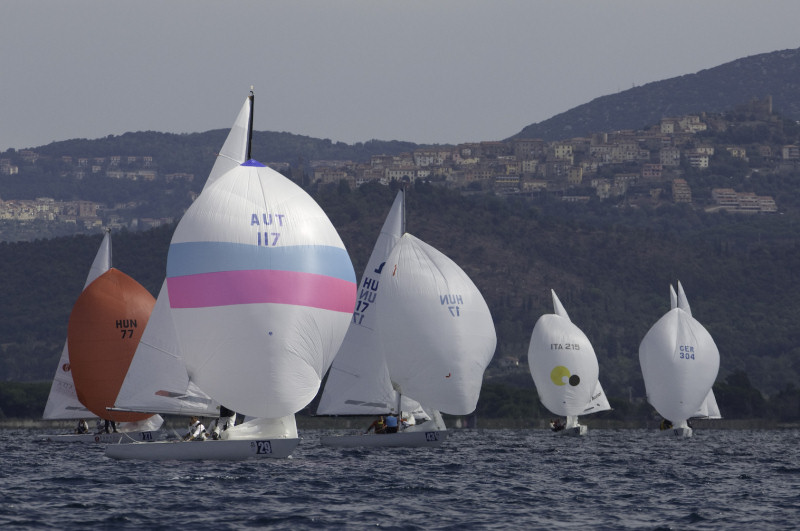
(1, 428, 798, 529)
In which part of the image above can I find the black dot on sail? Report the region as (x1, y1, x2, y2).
(569, 374, 580, 386)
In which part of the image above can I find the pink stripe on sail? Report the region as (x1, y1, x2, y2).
(167, 270, 356, 313)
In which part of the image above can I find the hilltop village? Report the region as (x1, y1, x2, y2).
(0, 97, 795, 232)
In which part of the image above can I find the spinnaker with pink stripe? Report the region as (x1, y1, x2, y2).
(166, 159, 356, 419)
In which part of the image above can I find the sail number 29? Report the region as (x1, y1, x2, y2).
(679, 345, 695, 360)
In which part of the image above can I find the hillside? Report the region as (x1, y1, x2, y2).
(514, 47, 800, 142)
(1, 183, 799, 410)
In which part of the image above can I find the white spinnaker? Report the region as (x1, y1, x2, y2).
(167, 162, 355, 419)
(43, 231, 112, 419)
(639, 294, 720, 424)
(375, 233, 496, 415)
(528, 291, 602, 417)
(317, 192, 423, 416)
(112, 281, 219, 417)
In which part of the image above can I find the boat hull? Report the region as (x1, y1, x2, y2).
(45, 431, 159, 444)
(105, 437, 300, 460)
(659, 427, 693, 437)
(320, 430, 447, 448)
(555, 425, 587, 436)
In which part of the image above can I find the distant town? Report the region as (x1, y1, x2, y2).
(1, 97, 795, 233)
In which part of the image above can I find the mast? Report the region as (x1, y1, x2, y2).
(401, 182, 406, 234)
(246, 87, 255, 161)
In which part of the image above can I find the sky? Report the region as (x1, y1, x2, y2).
(3, 1, 800, 150)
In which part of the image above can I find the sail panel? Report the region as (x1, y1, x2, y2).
(167, 241, 355, 282)
(205, 95, 251, 190)
(167, 268, 356, 312)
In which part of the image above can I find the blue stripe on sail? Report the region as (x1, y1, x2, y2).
(242, 159, 265, 167)
(167, 241, 355, 283)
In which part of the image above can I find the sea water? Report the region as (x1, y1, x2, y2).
(1, 428, 798, 529)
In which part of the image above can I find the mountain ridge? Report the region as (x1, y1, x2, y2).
(513, 47, 800, 142)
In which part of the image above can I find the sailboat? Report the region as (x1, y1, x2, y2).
(107, 91, 357, 460)
(527, 290, 611, 436)
(320, 218, 497, 447)
(43, 231, 163, 443)
(317, 192, 430, 447)
(639, 282, 721, 437)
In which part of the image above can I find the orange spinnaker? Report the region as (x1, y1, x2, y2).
(68, 268, 156, 422)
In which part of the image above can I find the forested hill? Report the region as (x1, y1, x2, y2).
(30, 132, 423, 178)
(1, 182, 799, 405)
(514, 46, 800, 142)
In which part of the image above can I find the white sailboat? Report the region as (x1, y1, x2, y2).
(320, 229, 496, 447)
(639, 282, 721, 437)
(527, 290, 611, 436)
(317, 192, 429, 447)
(107, 91, 357, 460)
(43, 231, 163, 444)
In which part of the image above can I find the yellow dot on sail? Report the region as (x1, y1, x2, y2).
(550, 365, 570, 386)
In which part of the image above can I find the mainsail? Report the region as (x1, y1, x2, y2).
(111, 94, 255, 418)
(43, 231, 112, 419)
(317, 191, 424, 416)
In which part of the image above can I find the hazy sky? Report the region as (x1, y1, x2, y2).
(3, 1, 800, 150)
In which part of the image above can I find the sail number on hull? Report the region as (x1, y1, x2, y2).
(250, 440, 273, 454)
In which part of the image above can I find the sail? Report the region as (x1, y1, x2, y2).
(374, 233, 496, 415)
(528, 290, 606, 417)
(112, 281, 220, 417)
(639, 285, 720, 424)
(166, 160, 356, 418)
(692, 388, 722, 419)
(67, 268, 156, 422)
(205, 92, 253, 190)
(317, 192, 423, 416)
(43, 231, 112, 419)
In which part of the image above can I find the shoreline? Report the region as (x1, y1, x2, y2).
(3, 417, 794, 431)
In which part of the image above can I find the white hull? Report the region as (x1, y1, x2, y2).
(105, 437, 299, 460)
(659, 426, 693, 438)
(44, 431, 159, 444)
(320, 430, 447, 448)
(555, 425, 587, 436)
